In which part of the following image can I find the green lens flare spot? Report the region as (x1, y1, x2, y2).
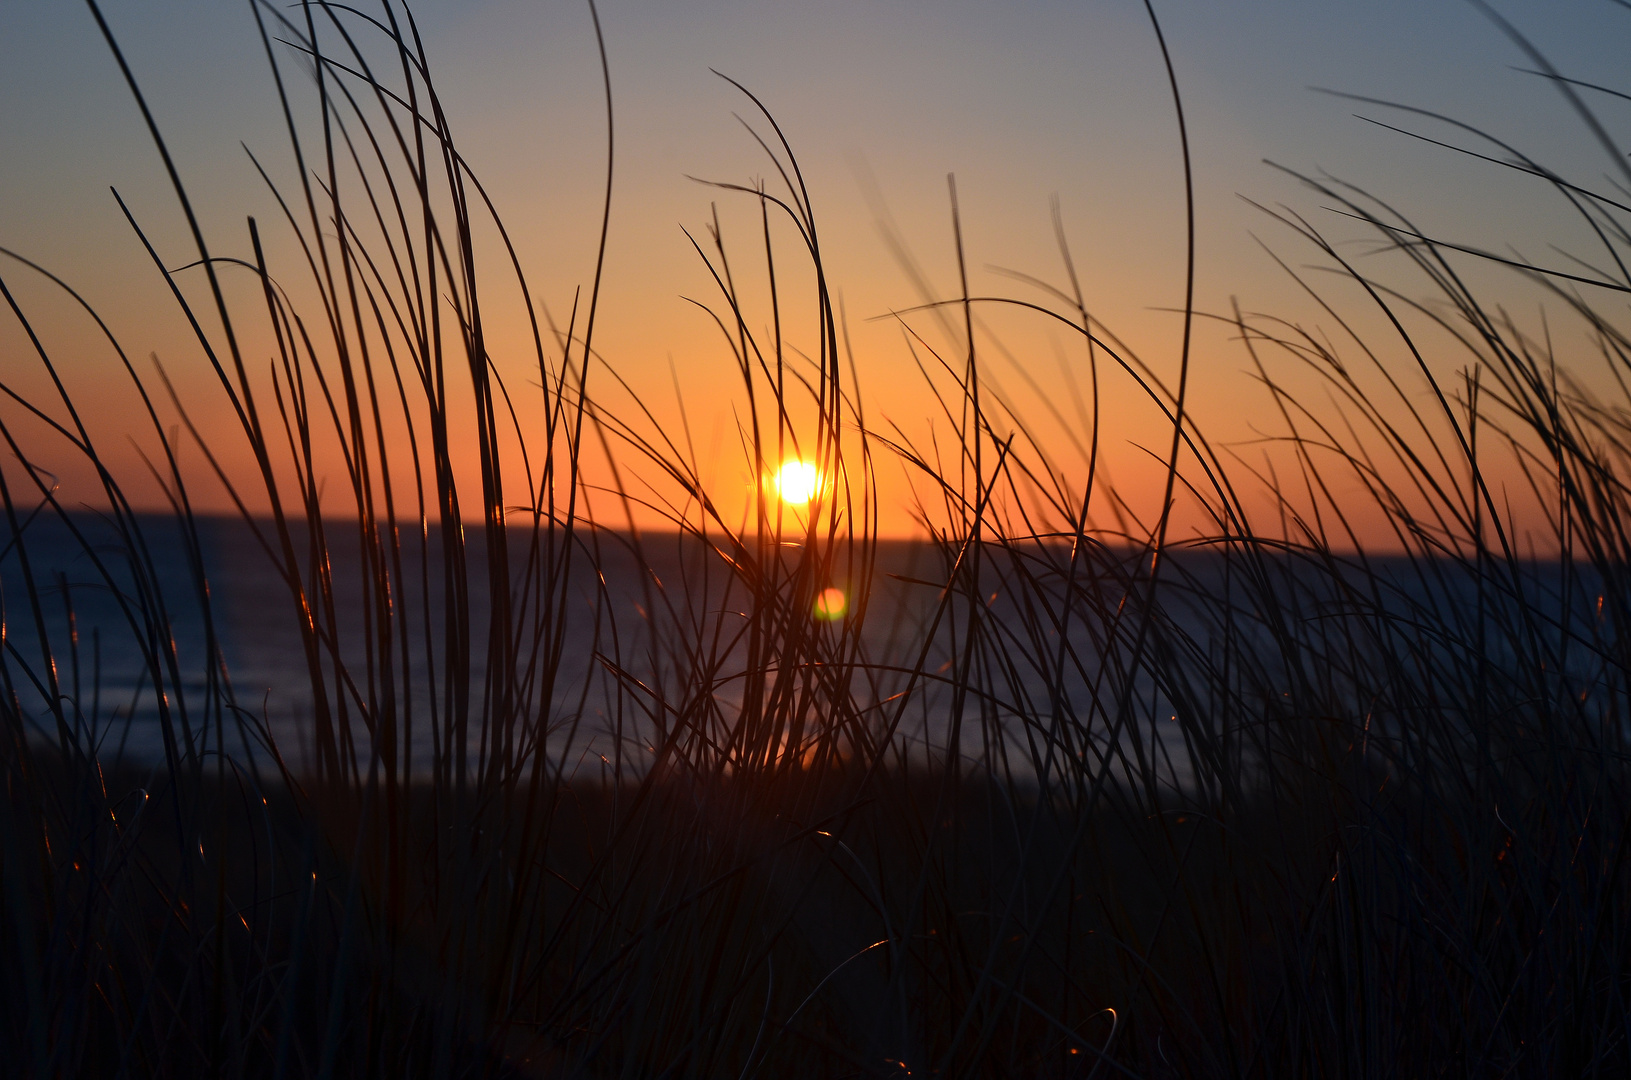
(814, 587, 847, 621)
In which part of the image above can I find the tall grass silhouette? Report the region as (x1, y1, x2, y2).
(3, 1, 1631, 1076)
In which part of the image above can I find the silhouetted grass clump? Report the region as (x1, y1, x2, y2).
(5, 1, 1631, 1076)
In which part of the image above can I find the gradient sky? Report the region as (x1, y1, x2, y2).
(3, 1, 1627, 540)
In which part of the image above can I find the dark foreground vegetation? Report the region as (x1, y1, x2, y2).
(5, 1, 1631, 1075)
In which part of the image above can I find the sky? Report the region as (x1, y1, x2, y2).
(2, 1, 1628, 541)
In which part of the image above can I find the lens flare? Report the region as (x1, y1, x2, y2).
(775, 460, 820, 505)
(814, 587, 847, 621)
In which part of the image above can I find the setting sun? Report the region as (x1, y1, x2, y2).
(775, 460, 820, 506)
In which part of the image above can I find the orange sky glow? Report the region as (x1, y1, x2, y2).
(2, 2, 1626, 550)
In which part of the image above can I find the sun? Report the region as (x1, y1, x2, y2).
(775, 460, 820, 506)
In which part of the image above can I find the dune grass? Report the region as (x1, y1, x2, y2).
(4, 1, 1631, 1076)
